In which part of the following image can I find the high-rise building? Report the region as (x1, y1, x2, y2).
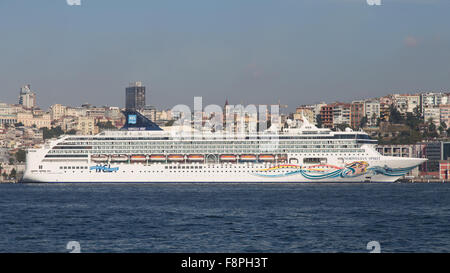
(350, 101, 365, 129)
(125, 82, 146, 111)
(319, 105, 333, 128)
(19, 84, 36, 109)
(332, 103, 351, 127)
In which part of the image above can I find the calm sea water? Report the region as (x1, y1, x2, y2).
(0, 183, 450, 253)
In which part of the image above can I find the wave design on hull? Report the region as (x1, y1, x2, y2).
(254, 161, 416, 180)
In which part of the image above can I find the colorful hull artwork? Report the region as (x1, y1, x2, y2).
(254, 161, 417, 180)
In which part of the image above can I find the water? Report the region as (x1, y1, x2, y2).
(1, 183, 450, 253)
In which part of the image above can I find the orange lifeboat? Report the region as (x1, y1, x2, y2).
(149, 155, 166, 162)
(259, 154, 275, 162)
(187, 154, 205, 162)
(220, 154, 237, 162)
(240, 154, 257, 161)
(130, 155, 147, 163)
(168, 154, 185, 162)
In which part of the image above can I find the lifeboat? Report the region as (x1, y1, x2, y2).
(91, 154, 109, 163)
(168, 154, 185, 162)
(130, 155, 147, 163)
(240, 154, 257, 161)
(187, 154, 205, 162)
(259, 154, 275, 162)
(220, 154, 237, 162)
(149, 155, 166, 161)
(110, 154, 129, 162)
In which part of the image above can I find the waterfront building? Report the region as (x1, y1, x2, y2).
(350, 101, 365, 129)
(294, 107, 314, 124)
(105, 107, 123, 120)
(0, 102, 22, 115)
(319, 104, 333, 128)
(50, 104, 67, 121)
(393, 94, 420, 114)
(364, 99, 380, 126)
(142, 105, 158, 122)
(60, 117, 78, 132)
(439, 105, 450, 128)
(332, 103, 351, 127)
(125, 82, 146, 111)
(417, 142, 441, 175)
(66, 107, 87, 117)
(76, 116, 98, 135)
(86, 107, 107, 119)
(16, 112, 51, 129)
(378, 96, 393, 122)
(421, 92, 447, 113)
(0, 114, 17, 125)
(439, 161, 450, 180)
(423, 107, 441, 127)
(308, 103, 326, 125)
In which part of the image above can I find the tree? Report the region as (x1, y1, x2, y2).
(165, 120, 175, 126)
(413, 106, 422, 118)
(15, 149, 26, 163)
(370, 113, 378, 127)
(96, 121, 116, 130)
(66, 129, 77, 135)
(405, 112, 421, 129)
(9, 158, 14, 165)
(424, 118, 439, 139)
(359, 116, 368, 128)
(41, 126, 65, 140)
(389, 105, 403, 124)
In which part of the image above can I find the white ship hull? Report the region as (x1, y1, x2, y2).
(22, 157, 425, 183)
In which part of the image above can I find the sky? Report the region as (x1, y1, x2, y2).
(0, 0, 449, 112)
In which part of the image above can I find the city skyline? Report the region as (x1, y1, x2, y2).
(1, 1, 450, 111)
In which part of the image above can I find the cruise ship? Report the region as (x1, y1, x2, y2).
(22, 111, 426, 183)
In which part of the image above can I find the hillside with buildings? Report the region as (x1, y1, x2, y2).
(2, 83, 450, 181)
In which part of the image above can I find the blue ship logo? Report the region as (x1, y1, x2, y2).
(90, 165, 119, 173)
(128, 114, 137, 124)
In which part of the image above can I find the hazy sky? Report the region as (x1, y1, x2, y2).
(0, 0, 449, 111)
